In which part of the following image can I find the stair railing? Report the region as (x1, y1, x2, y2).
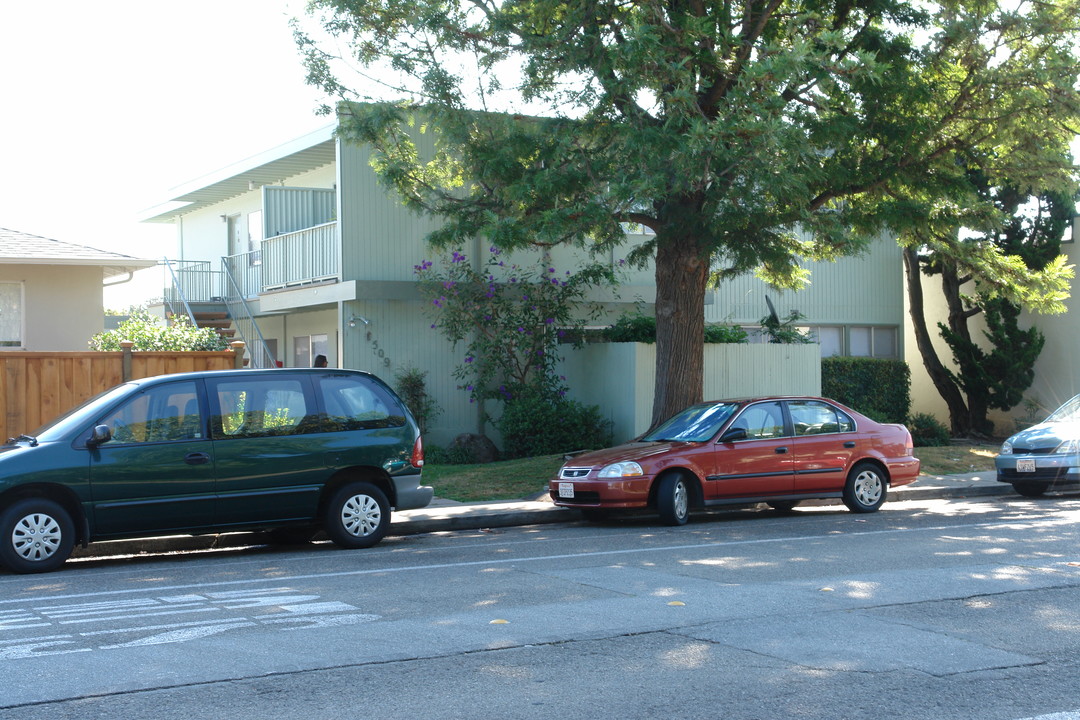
(161, 259, 199, 327)
(219, 260, 277, 369)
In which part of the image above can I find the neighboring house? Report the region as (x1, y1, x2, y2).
(0, 228, 156, 351)
(141, 122, 907, 445)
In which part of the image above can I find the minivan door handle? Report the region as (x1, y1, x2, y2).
(844, 441, 856, 448)
(775, 446, 788, 454)
(184, 452, 211, 465)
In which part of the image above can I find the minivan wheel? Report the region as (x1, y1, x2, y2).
(323, 482, 390, 549)
(0, 498, 76, 574)
(843, 462, 887, 513)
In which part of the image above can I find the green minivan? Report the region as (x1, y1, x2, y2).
(0, 368, 432, 573)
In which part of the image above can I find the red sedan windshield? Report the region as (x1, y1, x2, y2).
(640, 402, 740, 443)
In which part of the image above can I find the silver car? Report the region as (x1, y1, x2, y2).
(996, 394, 1080, 497)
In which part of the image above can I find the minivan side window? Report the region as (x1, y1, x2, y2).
(211, 377, 314, 438)
(316, 374, 406, 431)
(98, 381, 202, 445)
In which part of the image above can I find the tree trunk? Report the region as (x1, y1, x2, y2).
(939, 264, 993, 437)
(651, 231, 709, 428)
(903, 247, 970, 436)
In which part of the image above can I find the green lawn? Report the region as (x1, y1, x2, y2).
(423, 454, 565, 502)
(422, 441, 999, 503)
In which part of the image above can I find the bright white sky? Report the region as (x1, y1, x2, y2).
(0, 0, 332, 308)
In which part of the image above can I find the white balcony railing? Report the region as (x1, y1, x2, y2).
(261, 221, 339, 292)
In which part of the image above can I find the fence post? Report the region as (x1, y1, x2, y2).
(230, 341, 247, 369)
(120, 340, 134, 381)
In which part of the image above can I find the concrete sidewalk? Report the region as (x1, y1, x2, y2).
(71, 471, 1014, 561)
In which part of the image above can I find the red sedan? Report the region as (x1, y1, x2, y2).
(550, 396, 919, 524)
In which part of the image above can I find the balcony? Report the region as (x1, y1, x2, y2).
(167, 221, 340, 304)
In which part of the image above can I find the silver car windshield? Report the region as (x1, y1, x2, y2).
(641, 403, 739, 443)
(1047, 395, 1080, 423)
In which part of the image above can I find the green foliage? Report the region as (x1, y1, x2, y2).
(905, 174, 1074, 436)
(822, 357, 911, 425)
(908, 413, 952, 448)
(298, 0, 1080, 425)
(939, 297, 1046, 435)
(89, 310, 228, 352)
(414, 247, 616, 404)
(424, 444, 479, 466)
(604, 312, 746, 344)
(760, 310, 813, 344)
(393, 365, 441, 435)
(493, 388, 612, 460)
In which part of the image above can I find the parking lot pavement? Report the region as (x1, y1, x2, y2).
(65, 472, 1014, 562)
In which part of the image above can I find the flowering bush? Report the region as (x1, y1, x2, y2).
(90, 309, 229, 351)
(415, 246, 617, 404)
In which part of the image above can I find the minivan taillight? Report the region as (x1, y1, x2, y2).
(410, 436, 424, 468)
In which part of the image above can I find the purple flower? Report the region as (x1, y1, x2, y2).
(451, 251, 466, 263)
(465, 356, 474, 363)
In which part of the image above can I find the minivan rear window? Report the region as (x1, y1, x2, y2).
(316, 374, 406, 430)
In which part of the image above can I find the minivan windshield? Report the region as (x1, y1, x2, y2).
(641, 402, 739, 443)
(24, 383, 137, 442)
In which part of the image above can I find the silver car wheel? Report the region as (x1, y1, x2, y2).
(12, 512, 63, 561)
(341, 493, 382, 538)
(853, 470, 883, 506)
(673, 480, 688, 519)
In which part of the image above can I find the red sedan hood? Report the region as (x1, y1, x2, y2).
(562, 441, 690, 468)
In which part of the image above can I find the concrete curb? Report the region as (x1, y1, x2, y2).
(71, 473, 1015, 561)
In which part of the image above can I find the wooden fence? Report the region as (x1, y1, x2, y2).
(0, 341, 245, 442)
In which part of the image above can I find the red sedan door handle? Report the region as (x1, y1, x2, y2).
(185, 452, 211, 465)
(775, 447, 788, 454)
(844, 441, 856, 448)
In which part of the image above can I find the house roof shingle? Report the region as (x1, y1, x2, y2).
(0, 228, 157, 280)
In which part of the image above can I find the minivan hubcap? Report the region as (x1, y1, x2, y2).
(341, 494, 381, 537)
(12, 513, 62, 561)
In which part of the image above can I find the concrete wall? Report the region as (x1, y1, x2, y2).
(561, 342, 822, 443)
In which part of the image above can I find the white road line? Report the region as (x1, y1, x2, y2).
(2, 515, 1078, 607)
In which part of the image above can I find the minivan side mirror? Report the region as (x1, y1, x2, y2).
(88, 424, 112, 446)
(719, 427, 747, 443)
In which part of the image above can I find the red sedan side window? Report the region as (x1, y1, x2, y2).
(790, 400, 855, 436)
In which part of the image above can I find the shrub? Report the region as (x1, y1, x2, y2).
(425, 444, 478, 465)
(604, 312, 746, 344)
(909, 412, 952, 447)
(494, 388, 613, 459)
(394, 365, 441, 435)
(89, 309, 228, 351)
(822, 356, 911, 424)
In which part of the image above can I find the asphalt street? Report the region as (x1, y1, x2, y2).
(3, 479, 1080, 720)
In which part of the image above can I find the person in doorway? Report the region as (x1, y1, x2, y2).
(313, 354, 328, 368)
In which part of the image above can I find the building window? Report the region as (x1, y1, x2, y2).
(812, 326, 844, 357)
(848, 326, 898, 358)
(293, 333, 328, 368)
(0, 282, 23, 347)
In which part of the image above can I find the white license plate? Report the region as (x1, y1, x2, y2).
(559, 482, 575, 499)
(1016, 458, 1036, 473)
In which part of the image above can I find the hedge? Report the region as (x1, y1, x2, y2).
(822, 356, 911, 425)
